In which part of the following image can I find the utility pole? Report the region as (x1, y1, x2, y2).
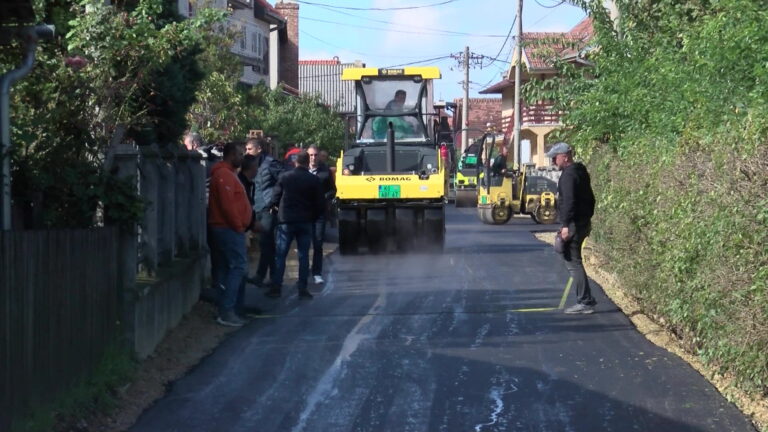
(462, 46, 469, 153)
(513, 0, 523, 169)
(451, 48, 485, 153)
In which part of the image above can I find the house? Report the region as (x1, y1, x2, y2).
(177, 0, 299, 91)
(452, 97, 503, 153)
(480, 17, 594, 167)
(298, 58, 365, 116)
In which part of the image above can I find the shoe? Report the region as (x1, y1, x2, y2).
(239, 306, 263, 318)
(298, 290, 314, 299)
(313, 275, 324, 284)
(216, 311, 246, 327)
(265, 288, 282, 298)
(245, 276, 263, 287)
(564, 303, 595, 314)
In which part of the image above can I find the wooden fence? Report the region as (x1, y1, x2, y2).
(0, 228, 119, 432)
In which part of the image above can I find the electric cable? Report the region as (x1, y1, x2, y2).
(300, 30, 451, 59)
(533, 0, 566, 8)
(483, 15, 517, 68)
(301, 16, 508, 38)
(309, 3, 509, 38)
(294, 0, 460, 11)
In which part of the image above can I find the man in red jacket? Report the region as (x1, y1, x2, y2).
(208, 142, 253, 326)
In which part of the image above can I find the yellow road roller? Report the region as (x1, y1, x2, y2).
(336, 67, 446, 254)
(476, 135, 560, 225)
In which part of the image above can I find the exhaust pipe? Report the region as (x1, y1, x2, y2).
(387, 121, 395, 172)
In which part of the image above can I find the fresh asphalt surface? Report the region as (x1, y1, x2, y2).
(130, 207, 756, 432)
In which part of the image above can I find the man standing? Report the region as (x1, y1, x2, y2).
(385, 89, 407, 111)
(307, 145, 336, 284)
(265, 151, 325, 299)
(547, 142, 597, 314)
(208, 142, 253, 326)
(238, 154, 259, 232)
(244, 138, 261, 157)
(183, 132, 204, 151)
(249, 139, 284, 287)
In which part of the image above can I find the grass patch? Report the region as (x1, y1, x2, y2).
(12, 343, 137, 432)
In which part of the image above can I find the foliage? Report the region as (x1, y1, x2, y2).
(525, 0, 768, 398)
(12, 343, 136, 432)
(188, 81, 345, 156)
(2, 0, 227, 228)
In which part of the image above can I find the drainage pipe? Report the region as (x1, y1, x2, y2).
(0, 25, 54, 230)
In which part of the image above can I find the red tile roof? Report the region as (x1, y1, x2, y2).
(568, 17, 594, 36)
(255, 0, 280, 15)
(479, 79, 513, 94)
(524, 31, 591, 70)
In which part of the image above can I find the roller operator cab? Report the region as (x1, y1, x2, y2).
(336, 67, 446, 254)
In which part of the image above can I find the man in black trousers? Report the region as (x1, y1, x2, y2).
(306, 144, 336, 285)
(547, 142, 597, 314)
(265, 151, 325, 299)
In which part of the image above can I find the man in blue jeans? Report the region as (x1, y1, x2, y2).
(307, 144, 336, 285)
(208, 142, 253, 326)
(265, 151, 325, 299)
(249, 139, 285, 288)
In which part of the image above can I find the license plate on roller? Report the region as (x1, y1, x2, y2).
(378, 185, 401, 198)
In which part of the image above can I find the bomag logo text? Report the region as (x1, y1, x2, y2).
(366, 176, 412, 182)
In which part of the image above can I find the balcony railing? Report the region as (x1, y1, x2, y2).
(501, 102, 563, 134)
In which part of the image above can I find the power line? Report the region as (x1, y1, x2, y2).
(483, 15, 517, 68)
(301, 16, 509, 38)
(309, 3, 508, 38)
(533, 0, 566, 8)
(294, 0, 460, 11)
(301, 30, 453, 59)
(383, 56, 455, 68)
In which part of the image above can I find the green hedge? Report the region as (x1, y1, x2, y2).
(531, 0, 768, 396)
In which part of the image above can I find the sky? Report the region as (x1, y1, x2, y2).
(276, 0, 587, 103)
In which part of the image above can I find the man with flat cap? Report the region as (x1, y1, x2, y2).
(547, 142, 597, 314)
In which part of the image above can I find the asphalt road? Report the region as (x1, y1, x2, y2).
(130, 207, 756, 432)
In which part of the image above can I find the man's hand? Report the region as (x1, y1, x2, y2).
(560, 226, 571, 241)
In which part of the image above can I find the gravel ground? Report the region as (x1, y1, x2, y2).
(534, 232, 767, 432)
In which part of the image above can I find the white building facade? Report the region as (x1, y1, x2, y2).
(176, 0, 285, 87)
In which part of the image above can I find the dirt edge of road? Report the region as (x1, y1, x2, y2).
(67, 244, 331, 432)
(533, 232, 768, 432)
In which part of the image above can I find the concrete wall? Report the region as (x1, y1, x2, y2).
(113, 143, 209, 359)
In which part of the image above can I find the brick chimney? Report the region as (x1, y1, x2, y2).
(275, 0, 299, 91)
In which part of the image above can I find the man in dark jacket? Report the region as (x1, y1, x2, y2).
(307, 144, 336, 284)
(265, 151, 325, 299)
(248, 139, 285, 287)
(547, 142, 597, 314)
(238, 154, 258, 231)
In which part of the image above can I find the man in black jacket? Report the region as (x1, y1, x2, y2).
(307, 144, 336, 284)
(265, 151, 325, 299)
(547, 142, 597, 314)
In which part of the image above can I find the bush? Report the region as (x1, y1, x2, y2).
(529, 0, 768, 396)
